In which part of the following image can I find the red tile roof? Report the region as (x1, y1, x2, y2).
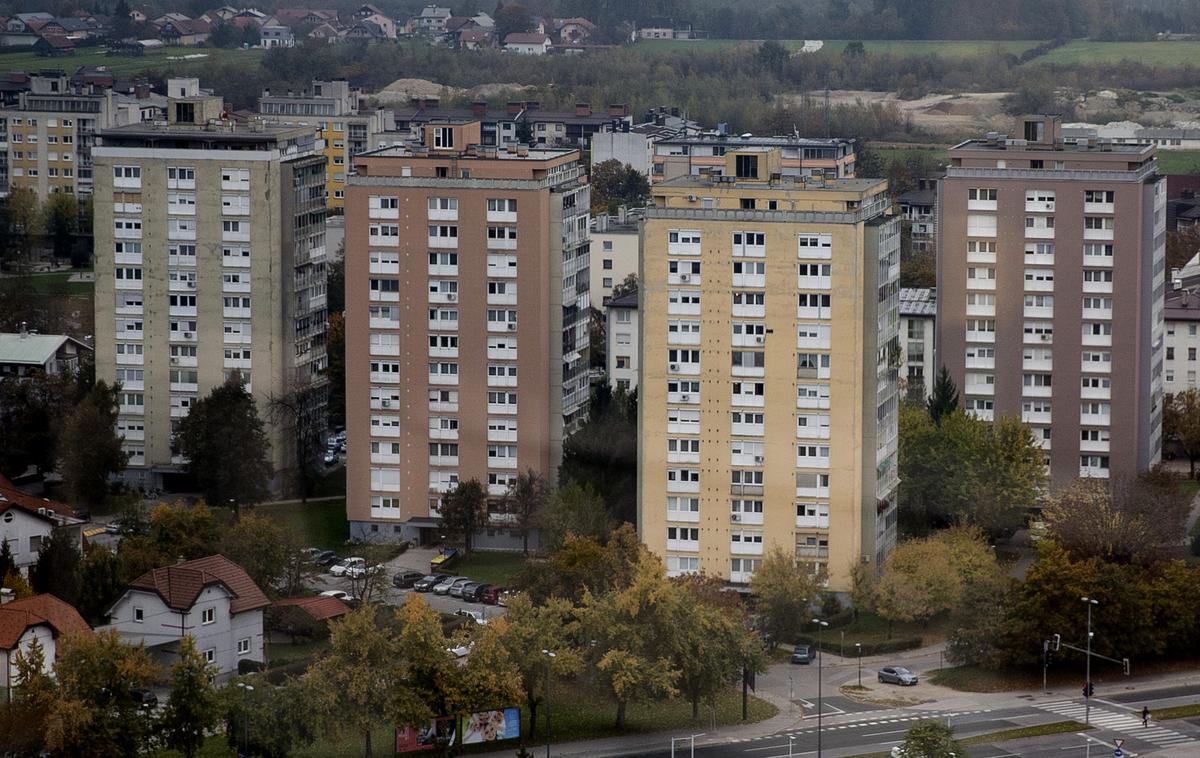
(0, 594, 91, 650)
(128, 555, 269, 615)
(0, 474, 75, 522)
(272, 595, 351, 621)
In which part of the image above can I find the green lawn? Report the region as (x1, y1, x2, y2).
(1029, 40, 1200, 67)
(800, 612, 950, 653)
(455, 550, 528, 586)
(255, 498, 348, 551)
(1156, 150, 1200, 176)
(23, 269, 93, 296)
(0, 45, 266, 77)
(635, 38, 1042, 58)
(265, 637, 329, 669)
(311, 465, 346, 498)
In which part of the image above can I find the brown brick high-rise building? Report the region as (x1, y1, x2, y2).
(937, 116, 1165, 484)
(344, 121, 590, 544)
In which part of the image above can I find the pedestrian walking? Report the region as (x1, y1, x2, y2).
(1142, 706, 1151, 727)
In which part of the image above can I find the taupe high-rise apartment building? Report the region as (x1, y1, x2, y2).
(344, 121, 590, 543)
(937, 115, 1165, 484)
(94, 81, 329, 491)
(638, 147, 900, 592)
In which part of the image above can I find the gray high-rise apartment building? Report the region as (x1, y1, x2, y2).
(94, 81, 328, 492)
(937, 115, 1165, 484)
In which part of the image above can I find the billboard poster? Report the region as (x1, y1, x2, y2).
(396, 717, 457, 752)
(461, 707, 521, 744)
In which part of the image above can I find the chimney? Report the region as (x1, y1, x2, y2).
(19, 321, 28, 337)
(471, 100, 487, 118)
(575, 103, 590, 117)
(671, 107, 680, 117)
(0, 588, 13, 604)
(133, 82, 150, 99)
(608, 103, 629, 118)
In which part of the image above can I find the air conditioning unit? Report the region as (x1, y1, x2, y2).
(186, 281, 195, 289)
(1040, 334, 1051, 341)
(447, 293, 457, 301)
(731, 513, 741, 522)
(680, 393, 691, 402)
(170, 357, 179, 365)
(183, 332, 193, 339)
(381, 399, 390, 407)
(686, 194, 698, 202)
(679, 273, 691, 282)
(507, 323, 517, 331)
(754, 455, 764, 464)
(755, 335, 765, 344)
(669, 362, 680, 371)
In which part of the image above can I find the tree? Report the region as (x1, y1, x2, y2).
(219, 512, 293, 595)
(5, 187, 43, 267)
(589, 160, 650, 215)
(43, 630, 159, 757)
(60, 380, 126, 511)
(438, 478, 489, 556)
(750, 547, 823, 646)
(147, 500, 222, 561)
(158, 636, 220, 758)
(43, 192, 78, 264)
(900, 249, 936, 288)
(1164, 389, 1200, 477)
(306, 605, 428, 758)
(876, 527, 1004, 629)
(492, 593, 582, 743)
(506, 468, 549, 555)
(583, 554, 681, 730)
(174, 375, 274, 508)
(1043, 476, 1191, 565)
(1166, 225, 1200, 273)
(5, 637, 52, 753)
(0, 371, 72, 478)
(756, 40, 790, 75)
(267, 383, 326, 502)
(901, 720, 964, 758)
(538, 481, 613, 552)
(223, 676, 316, 758)
(494, 3, 534, 39)
(29, 529, 82, 606)
(674, 578, 767, 718)
(0, 539, 15, 580)
(77, 546, 123, 626)
(610, 272, 638, 299)
(926, 367, 959, 424)
(111, 0, 135, 41)
(517, 523, 644, 603)
(559, 384, 637, 524)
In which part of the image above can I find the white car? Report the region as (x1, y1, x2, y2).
(319, 590, 354, 602)
(456, 609, 487, 626)
(330, 557, 365, 577)
(345, 563, 383, 580)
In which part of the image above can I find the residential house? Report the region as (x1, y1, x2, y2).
(267, 9, 339, 28)
(899, 288, 937, 400)
(553, 17, 595, 44)
(0, 328, 91, 377)
(897, 178, 937, 254)
(309, 22, 341, 41)
(637, 17, 700, 39)
(0, 475, 84, 575)
(345, 14, 395, 40)
(33, 33, 74, 57)
(0, 593, 91, 700)
(390, 99, 631, 149)
(158, 18, 211, 46)
(259, 21, 294, 48)
(651, 130, 857, 182)
(457, 29, 492, 49)
(605, 290, 638, 393)
(102, 555, 269, 682)
(54, 18, 95, 41)
(504, 32, 551, 54)
(411, 5, 451, 34)
(268, 595, 350, 637)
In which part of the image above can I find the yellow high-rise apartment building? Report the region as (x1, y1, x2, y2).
(638, 147, 900, 592)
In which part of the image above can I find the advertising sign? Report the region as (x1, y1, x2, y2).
(396, 717, 457, 752)
(460, 707, 521, 744)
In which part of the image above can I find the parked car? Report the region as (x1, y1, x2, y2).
(319, 589, 354, 602)
(878, 666, 919, 686)
(414, 574, 448, 592)
(479, 585, 502, 604)
(393, 570, 425, 588)
(454, 581, 482, 599)
(336, 430, 347, 443)
(434, 576, 468, 595)
(497, 589, 516, 607)
(345, 562, 382, 580)
(447, 578, 473, 598)
(323, 451, 338, 466)
(790, 645, 817, 664)
(312, 550, 339, 567)
(468, 583, 493, 602)
(130, 688, 158, 710)
(455, 609, 487, 626)
(330, 557, 365, 577)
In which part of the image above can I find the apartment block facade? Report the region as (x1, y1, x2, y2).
(258, 80, 395, 210)
(344, 121, 590, 543)
(937, 116, 1165, 484)
(651, 134, 857, 184)
(638, 148, 899, 592)
(94, 85, 328, 491)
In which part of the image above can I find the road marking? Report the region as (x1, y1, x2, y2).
(1034, 701, 1192, 750)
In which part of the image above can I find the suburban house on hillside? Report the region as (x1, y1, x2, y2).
(0, 475, 84, 576)
(504, 32, 552, 55)
(0, 593, 91, 700)
(0, 329, 91, 378)
(102, 555, 268, 682)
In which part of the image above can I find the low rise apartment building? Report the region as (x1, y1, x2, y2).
(651, 132, 856, 183)
(899, 288, 936, 400)
(606, 290, 638, 393)
(590, 210, 640, 303)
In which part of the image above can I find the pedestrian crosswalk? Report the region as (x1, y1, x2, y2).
(726, 709, 993, 743)
(1035, 699, 1197, 749)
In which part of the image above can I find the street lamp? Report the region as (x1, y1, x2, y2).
(1081, 597, 1098, 726)
(812, 618, 830, 758)
(542, 649, 556, 758)
(237, 682, 254, 758)
(855, 643, 862, 688)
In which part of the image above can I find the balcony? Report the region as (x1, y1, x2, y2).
(1081, 359, 1111, 374)
(1024, 304, 1054, 319)
(798, 274, 832, 290)
(487, 290, 517, 306)
(1082, 279, 1113, 295)
(372, 424, 400, 438)
(1023, 355, 1053, 371)
(733, 332, 766, 348)
(1022, 383, 1052, 398)
(796, 423, 830, 440)
(732, 511, 764, 526)
(428, 290, 458, 305)
(1080, 410, 1111, 426)
(730, 539, 763, 556)
(1085, 201, 1115, 214)
(223, 305, 251, 319)
(797, 304, 832, 320)
(965, 329, 995, 344)
(1080, 465, 1110, 479)
(120, 403, 144, 416)
(488, 320, 517, 334)
(428, 372, 458, 386)
(668, 238, 701, 256)
(1084, 227, 1114, 241)
(1025, 226, 1055, 240)
(1082, 332, 1112, 347)
(115, 250, 142, 266)
(667, 448, 700, 464)
(798, 331, 831, 350)
(667, 477, 700, 494)
(372, 260, 400, 275)
(371, 233, 400, 247)
(966, 354, 995, 370)
(1022, 408, 1051, 425)
(1025, 251, 1054, 266)
(487, 208, 516, 223)
(731, 392, 763, 407)
(731, 421, 764, 437)
(1083, 252, 1113, 268)
(967, 198, 997, 211)
(732, 303, 765, 318)
(223, 279, 251, 294)
(796, 545, 830, 561)
(967, 249, 997, 264)
(428, 317, 458, 331)
(487, 236, 517, 251)
(966, 302, 995, 318)
(115, 277, 142, 291)
(732, 272, 765, 288)
(487, 402, 517, 415)
(169, 405, 191, 419)
(668, 390, 699, 404)
(668, 271, 700, 286)
(668, 300, 701, 316)
(668, 361, 700, 376)
(1080, 438, 1110, 454)
(1025, 199, 1055, 213)
(168, 304, 197, 318)
(666, 537, 699, 553)
(428, 345, 457, 359)
(966, 278, 996, 291)
(222, 229, 250, 243)
(968, 407, 994, 421)
(487, 483, 509, 497)
(1081, 384, 1111, 401)
(796, 453, 830, 469)
(429, 454, 460, 467)
(371, 370, 400, 384)
(488, 346, 517, 361)
(731, 364, 765, 378)
(116, 302, 142, 317)
(795, 513, 829, 529)
(1083, 305, 1113, 320)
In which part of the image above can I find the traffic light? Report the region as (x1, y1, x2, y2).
(1082, 682, 1095, 697)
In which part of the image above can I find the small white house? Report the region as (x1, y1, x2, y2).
(0, 475, 83, 576)
(504, 32, 552, 55)
(0, 593, 91, 700)
(102, 555, 268, 683)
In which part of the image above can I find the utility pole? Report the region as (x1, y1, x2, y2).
(812, 617, 829, 758)
(1082, 597, 1098, 726)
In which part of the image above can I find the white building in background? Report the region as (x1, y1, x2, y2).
(590, 210, 641, 304)
(899, 288, 936, 400)
(605, 290, 638, 393)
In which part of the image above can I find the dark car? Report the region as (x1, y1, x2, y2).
(392, 570, 425, 589)
(414, 573, 448, 592)
(468, 583, 493, 602)
(790, 645, 817, 665)
(312, 550, 339, 567)
(878, 666, 919, 686)
(130, 688, 158, 710)
(479, 585, 503, 604)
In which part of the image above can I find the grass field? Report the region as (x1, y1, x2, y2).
(1029, 40, 1200, 67)
(255, 498, 348, 550)
(1157, 150, 1200, 176)
(24, 269, 93, 296)
(635, 38, 1042, 58)
(454, 550, 528, 586)
(0, 45, 265, 77)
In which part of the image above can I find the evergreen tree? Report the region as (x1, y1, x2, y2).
(60, 380, 126, 511)
(29, 529, 81, 606)
(158, 637, 220, 758)
(174, 375, 273, 508)
(438, 478, 489, 555)
(926, 366, 959, 424)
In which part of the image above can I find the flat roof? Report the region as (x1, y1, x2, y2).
(655, 175, 884, 193)
(360, 144, 577, 161)
(899, 287, 936, 317)
(951, 138, 1151, 155)
(658, 134, 852, 147)
(100, 122, 311, 141)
